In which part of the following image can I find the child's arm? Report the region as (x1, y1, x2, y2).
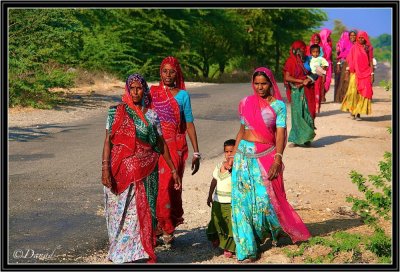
(207, 178, 217, 207)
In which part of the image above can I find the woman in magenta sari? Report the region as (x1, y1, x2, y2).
(334, 30, 355, 103)
(229, 67, 311, 263)
(319, 28, 333, 102)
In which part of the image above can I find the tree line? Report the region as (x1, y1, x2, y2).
(8, 9, 391, 108)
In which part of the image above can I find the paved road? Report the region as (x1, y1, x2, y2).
(9, 83, 287, 263)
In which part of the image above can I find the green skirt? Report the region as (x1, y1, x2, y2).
(288, 86, 316, 145)
(206, 201, 236, 252)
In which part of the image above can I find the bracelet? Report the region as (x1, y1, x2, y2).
(371, 72, 374, 75)
(171, 169, 177, 174)
(274, 153, 283, 159)
(102, 160, 109, 162)
(228, 155, 235, 158)
(193, 152, 201, 158)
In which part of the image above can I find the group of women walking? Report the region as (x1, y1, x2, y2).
(100, 27, 375, 264)
(101, 56, 200, 263)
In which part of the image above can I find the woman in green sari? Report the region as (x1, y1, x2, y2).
(283, 40, 316, 147)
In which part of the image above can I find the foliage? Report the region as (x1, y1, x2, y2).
(345, 150, 392, 260)
(346, 152, 392, 231)
(9, 9, 82, 108)
(379, 80, 392, 92)
(8, 8, 328, 107)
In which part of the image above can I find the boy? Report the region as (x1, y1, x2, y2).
(206, 139, 236, 258)
(307, 44, 329, 83)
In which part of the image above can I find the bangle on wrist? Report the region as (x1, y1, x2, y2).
(371, 72, 374, 75)
(274, 153, 283, 159)
(171, 169, 177, 174)
(193, 152, 201, 158)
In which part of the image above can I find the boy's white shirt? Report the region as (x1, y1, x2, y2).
(310, 56, 329, 74)
(212, 162, 232, 204)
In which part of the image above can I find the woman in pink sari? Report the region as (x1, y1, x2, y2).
(334, 30, 355, 103)
(319, 28, 333, 100)
(229, 67, 311, 263)
(341, 31, 374, 120)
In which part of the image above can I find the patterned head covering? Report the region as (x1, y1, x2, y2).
(159, 56, 186, 90)
(122, 73, 149, 124)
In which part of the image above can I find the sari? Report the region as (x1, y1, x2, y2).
(104, 74, 160, 263)
(150, 56, 188, 235)
(341, 31, 373, 115)
(320, 29, 333, 93)
(334, 31, 353, 103)
(283, 41, 316, 145)
(232, 67, 311, 261)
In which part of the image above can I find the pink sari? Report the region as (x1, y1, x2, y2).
(240, 67, 311, 243)
(320, 29, 333, 92)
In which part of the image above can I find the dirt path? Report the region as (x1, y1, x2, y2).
(8, 75, 392, 264)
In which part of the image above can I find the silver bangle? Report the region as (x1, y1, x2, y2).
(193, 152, 201, 158)
(274, 153, 283, 159)
(171, 169, 177, 174)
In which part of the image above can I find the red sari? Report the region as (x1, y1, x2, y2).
(283, 40, 316, 119)
(150, 56, 188, 235)
(110, 103, 159, 263)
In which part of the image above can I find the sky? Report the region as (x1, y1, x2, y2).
(320, 8, 393, 38)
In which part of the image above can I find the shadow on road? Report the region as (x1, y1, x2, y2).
(317, 109, 343, 117)
(360, 115, 392, 122)
(8, 124, 81, 142)
(311, 135, 363, 148)
(53, 93, 121, 111)
(156, 226, 221, 263)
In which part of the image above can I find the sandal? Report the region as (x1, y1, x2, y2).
(239, 257, 256, 263)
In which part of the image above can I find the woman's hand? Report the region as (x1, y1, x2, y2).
(207, 195, 213, 207)
(191, 156, 200, 175)
(335, 63, 341, 74)
(102, 167, 112, 188)
(302, 78, 311, 86)
(267, 162, 281, 181)
(172, 172, 181, 190)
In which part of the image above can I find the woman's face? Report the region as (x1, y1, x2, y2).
(161, 63, 177, 87)
(253, 75, 271, 98)
(349, 32, 357, 43)
(358, 36, 366, 45)
(129, 81, 144, 104)
(313, 35, 320, 44)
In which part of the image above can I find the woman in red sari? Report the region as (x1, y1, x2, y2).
(101, 73, 180, 263)
(341, 31, 374, 120)
(149, 56, 201, 245)
(229, 67, 311, 263)
(307, 32, 325, 114)
(284, 40, 316, 146)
